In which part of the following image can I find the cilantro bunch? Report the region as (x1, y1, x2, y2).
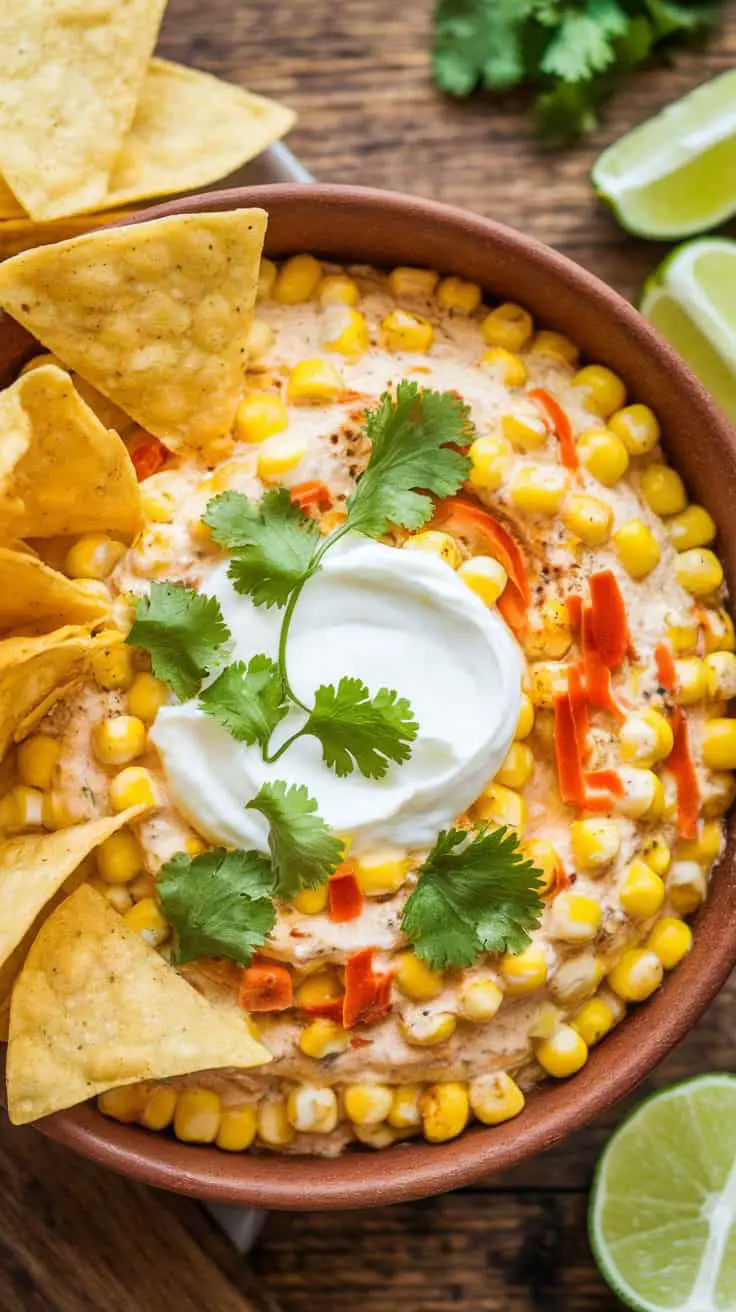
(432, 0, 724, 143)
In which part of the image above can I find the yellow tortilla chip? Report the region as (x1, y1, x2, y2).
(0, 210, 136, 260)
(0, 176, 23, 220)
(6, 883, 270, 1123)
(0, 1, 167, 221)
(0, 548, 110, 634)
(0, 209, 268, 449)
(0, 364, 142, 540)
(0, 626, 95, 757)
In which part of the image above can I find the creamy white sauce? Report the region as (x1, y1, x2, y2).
(151, 536, 523, 854)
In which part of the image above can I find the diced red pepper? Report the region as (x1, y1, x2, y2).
(568, 662, 590, 762)
(430, 496, 530, 635)
(669, 708, 700, 840)
(589, 571, 631, 671)
(300, 997, 345, 1023)
(554, 691, 585, 807)
(585, 769, 624, 796)
(328, 865, 363, 923)
(529, 388, 579, 472)
(566, 594, 583, 635)
(350, 1036, 374, 1050)
(655, 642, 678, 694)
(581, 606, 625, 722)
(238, 960, 293, 1013)
(290, 481, 333, 515)
(342, 948, 392, 1029)
(128, 431, 170, 481)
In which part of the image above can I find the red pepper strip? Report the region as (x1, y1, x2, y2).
(589, 571, 631, 671)
(343, 948, 392, 1029)
(328, 865, 363, 923)
(350, 1036, 374, 1049)
(430, 496, 530, 635)
(554, 691, 585, 807)
(290, 480, 333, 515)
(566, 594, 583, 635)
(568, 663, 590, 762)
(669, 708, 700, 840)
(581, 607, 625, 722)
(585, 769, 624, 796)
(529, 387, 579, 472)
(238, 960, 293, 1013)
(128, 432, 170, 481)
(301, 997, 345, 1023)
(655, 641, 678, 694)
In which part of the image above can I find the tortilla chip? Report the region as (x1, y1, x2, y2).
(0, 1, 167, 221)
(0, 548, 110, 634)
(0, 626, 94, 756)
(0, 210, 136, 260)
(0, 210, 268, 449)
(0, 364, 141, 540)
(0, 176, 23, 220)
(6, 883, 270, 1123)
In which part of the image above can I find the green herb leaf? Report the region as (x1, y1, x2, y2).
(302, 676, 418, 779)
(346, 381, 471, 538)
(401, 826, 544, 970)
(247, 781, 343, 898)
(199, 656, 288, 749)
(432, 0, 532, 96)
(540, 2, 627, 81)
(204, 489, 320, 608)
(158, 847, 275, 966)
(126, 581, 230, 701)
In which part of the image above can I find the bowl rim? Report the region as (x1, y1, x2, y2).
(8, 181, 736, 1209)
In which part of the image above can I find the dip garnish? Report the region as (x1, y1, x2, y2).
(157, 846, 276, 966)
(127, 580, 230, 701)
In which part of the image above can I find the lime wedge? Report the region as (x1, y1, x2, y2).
(592, 70, 736, 239)
(640, 237, 736, 424)
(589, 1074, 736, 1312)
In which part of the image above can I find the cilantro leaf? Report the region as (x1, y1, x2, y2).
(302, 677, 418, 779)
(402, 826, 544, 970)
(432, 0, 533, 96)
(204, 489, 319, 608)
(247, 781, 343, 898)
(540, 1, 627, 80)
(158, 847, 275, 966)
(126, 581, 230, 701)
(346, 381, 472, 538)
(199, 656, 288, 749)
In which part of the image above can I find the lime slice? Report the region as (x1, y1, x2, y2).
(589, 1074, 736, 1312)
(640, 237, 736, 424)
(592, 70, 736, 239)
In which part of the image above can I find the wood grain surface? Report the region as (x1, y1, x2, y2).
(1, 1, 735, 1309)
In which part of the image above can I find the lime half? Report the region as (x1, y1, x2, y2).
(590, 1074, 736, 1312)
(593, 70, 736, 239)
(640, 237, 736, 424)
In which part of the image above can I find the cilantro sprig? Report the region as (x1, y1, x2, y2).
(158, 847, 276, 965)
(199, 656, 288, 750)
(126, 581, 230, 701)
(247, 781, 344, 898)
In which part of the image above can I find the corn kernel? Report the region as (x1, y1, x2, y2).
(561, 493, 613, 547)
(216, 1104, 258, 1151)
(609, 404, 660, 455)
(494, 742, 534, 791)
(91, 642, 135, 692)
(528, 660, 570, 709)
(97, 829, 142, 885)
(704, 651, 736, 701)
(468, 433, 511, 491)
(570, 818, 621, 874)
(639, 464, 686, 517)
(139, 1084, 178, 1132)
(388, 266, 439, 299)
(614, 767, 661, 820)
(0, 784, 44, 832)
(93, 715, 147, 767)
(381, 309, 433, 354)
(400, 1010, 456, 1046)
(318, 274, 360, 307)
(246, 320, 274, 360)
(403, 530, 460, 567)
(676, 821, 722, 868)
(395, 951, 444, 1002)
(469, 1071, 525, 1125)
(257, 434, 307, 482)
(173, 1088, 221, 1143)
(420, 1082, 470, 1143)
(620, 709, 673, 768)
(355, 847, 410, 897)
(298, 1018, 350, 1058)
(529, 330, 579, 367)
(344, 1084, 393, 1126)
(608, 948, 663, 1002)
(322, 305, 369, 357)
(388, 1085, 422, 1129)
(480, 348, 527, 388)
(673, 657, 708, 705)
(257, 1097, 296, 1148)
(273, 254, 322, 304)
(65, 534, 126, 580)
(501, 411, 548, 452)
(702, 608, 735, 653)
(549, 953, 605, 1007)
(577, 428, 629, 486)
(571, 996, 616, 1047)
(122, 897, 169, 947)
(127, 672, 168, 723)
(286, 358, 343, 404)
(667, 505, 716, 552)
(458, 555, 508, 607)
(522, 838, 561, 897)
(676, 548, 724, 598)
(515, 695, 535, 740)
(667, 618, 699, 655)
(529, 1001, 565, 1040)
(508, 464, 568, 514)
(702, 771, 736, 817)
(572, 365, 626, 418)
(619, 858, 665, 918)
(613, 520, 660, 579)
(641, 837, 671, 876)
(287, 1084, 339, 1134)
(472, 782, 526, 834)
(235, 392, 288, 444)
(701, 718, 736, 769)
(458, 977, 503, 1022)
(535, 1024, 588, 1077)
(352, 1123, 411, 1149)
(292, 885, 329, 915)
(98, 1084, 150, 1123)
(523, 600, 572, 660)
(257, 258, 277, 299)
(296, 969, 342, 1009)
(646, 917, 693, 970)
(16, 735, 60, 790)
(481, 303, 533, 353)
(40, 789, 76, 830)
(549, 892, 602, 944)
(499, 943, 547, 996)
(436, 276, 481, 314)
(109, 766, 159, 813)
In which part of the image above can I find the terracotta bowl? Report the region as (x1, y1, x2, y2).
(4, 185, 736, 1210)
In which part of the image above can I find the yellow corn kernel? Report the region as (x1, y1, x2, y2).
(481, 302, 533, 353)
(292, 885, 329, 915)
(529, 330, 579, 366)
(257, 434, 307, 482)
(667, 618, 699, 655)
(140, 480, 176, 524)
(98, 1084, 150, 1124)
(298, 1018, 350, 1059)
(235, 392, 288, 445)
(522, 838, 561, 897)
(620, 708, 674, 768)
(420, 1082, 469, 1143)
(561, 493, 613, 547)
(216, 1104, 258, 1151)
(469, 1071, 525, 1125)
(701, 718, 736, 769)
(577, 428, 630, 486)
(352, 1123, 413, 1149)
(613, 520, 660, 579)
(705, 651, 736, 700)
(508, 464, 568, 514)
(380, 309, 433, 353)
(523, 600, 572, 660)
(173, 1088, 221, 1143)
(702, 608, 735, 653)
(287, 1084, 339, 1134)
(318, 274, 360, 307)
(572, 365, 626, 418)
(40, 789, 76, 831)
(296, 968, 342, 1010)
(344, 1084, 393, 1127)
(702, 771, 736, 818)
(472, 782, 526, 834)
(322, 306, 369, 357)
(109, 766, 159, 813)
(65, 534, 126, 580)
(570, 817, 621, 874)
(122, 897, 169, 948)
(246, 319, 274, 361)
(388, 1085, 422, 1129)
(400, 1010, 456, 1046)
(16, 735, 60, 790)
(457, 555, 508, 607)
(672, 657, 708, 706)
(608, 403, 660, 454)
(480, 347, 527, 388)
(92, 715, 147, 767)
(97, 829, 142, 885)
(619, 858, 665, 918)
(641, 837, 671, 877)
(646, 917, 693, 970)
(127, 672, 168, 723)
(139, 1084, 178, 1132)
(257, 1097, 296, 1148)
(676, 548, 724, 598)
(549, 952, 605, 1008)
(676, 821, 722, 868)
(388, 266, 439, 299)
(355, 847, 410, 897)
(286, 358, 343, 404)
(667, 505, 716, 552)
(535, 1024, 588, 1077)
(608, 948, 663, 1002)
(468, 433, 511, 491)
(667, 860, 707, 915)
(273, 253, 322, 305)
(532, 1007, 566, 1043)
(436, 275, 481, 314)
(614, 767, 662, 820)
(403, 530, 460, 567)
(528, 660, 570, 709)
(395, 951, 444, 1002)
(571, 996, 617, 1047)
(91, 642, 135, 692)
(495, 742, 534, 791)
(458, 977, 503, 1023)
(498, 943, 547, 996)
(257, 258, 277, 299)
(0, 784, 44, 832)
(515, 695, 535, 740)
(501, 411, 548, 452)
(639, 464, 686, 517)
(548, 892, 601, 947)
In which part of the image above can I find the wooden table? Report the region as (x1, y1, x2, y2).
(1, 3, 735, 1308)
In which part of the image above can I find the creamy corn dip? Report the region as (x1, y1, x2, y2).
(11, 256, 735, 1155)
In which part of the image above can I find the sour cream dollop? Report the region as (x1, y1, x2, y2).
(151, 538, 523, 854)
